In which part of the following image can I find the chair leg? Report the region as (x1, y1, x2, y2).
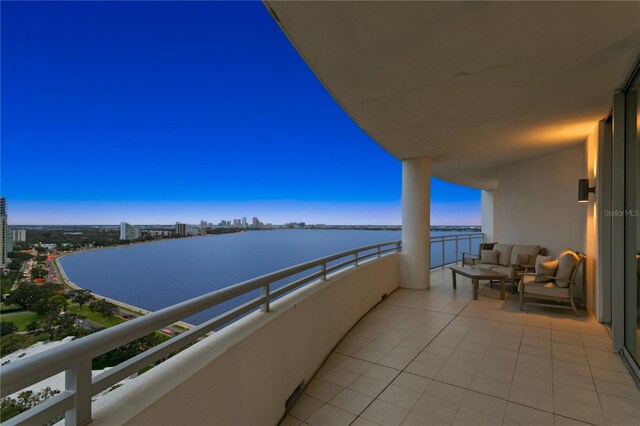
(519, 287, 525, 311)
(570, 296, 579, 317)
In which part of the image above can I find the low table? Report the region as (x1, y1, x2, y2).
(450, 266, 508, 300)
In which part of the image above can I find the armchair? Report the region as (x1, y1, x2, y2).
(519, 250, 586, 316)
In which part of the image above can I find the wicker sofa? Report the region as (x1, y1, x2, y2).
(465, 243, 542, 293)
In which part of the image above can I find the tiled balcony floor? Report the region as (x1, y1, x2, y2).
(283, 268, 640, 426)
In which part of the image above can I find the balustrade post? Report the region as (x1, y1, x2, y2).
(354, 252, 359, 267)
(377, 246, 381, 258)
(321, 263, 327, 280)
(65, 359, 92, 426)
(455, 238, 459, 265)
(441, 239, 445, 268)
(260, 284, 270, 312)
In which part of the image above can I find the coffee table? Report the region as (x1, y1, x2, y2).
(450, 266, 508, 300)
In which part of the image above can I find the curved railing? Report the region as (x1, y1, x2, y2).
(430, 233, 485, 269)
(0, 241, 401, 426)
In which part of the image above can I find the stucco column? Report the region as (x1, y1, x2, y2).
(481, 189, 499, 242)
(400, 157, 431, 289)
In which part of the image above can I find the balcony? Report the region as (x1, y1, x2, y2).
(285, 269, 639, 426)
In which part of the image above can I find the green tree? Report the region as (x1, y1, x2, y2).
(89, 299, 117, 318)
(0, 387, 61, 423)
(25, 321, 40, 333)
(0, 321, 17, 336)
(68, 289, 93, 310)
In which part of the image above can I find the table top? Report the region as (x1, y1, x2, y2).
(449, 265, 508, 279)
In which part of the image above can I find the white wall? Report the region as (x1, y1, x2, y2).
(495, 140, 599, 309)
(91, 254, 399, 426)
(496, 144, 587, 258)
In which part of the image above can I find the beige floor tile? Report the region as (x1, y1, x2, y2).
(422, 343, 456, 357)
(306, 404, 356, 426)
(552, 359, 591, 377)
(378, 384, 421, 409)
(360, 399, 409, 426)
(328, 388, 373, 415)
(452, 406, 502, 426)
(552, 350, 589, 365)
(503, 402, 554, 425)
(305, 378, 344, 403)
(484, 346, 518, 361)
(290, 395, 324, 420)
(425, 380, 467, 405)
(598, 392, 640, 419)
(552, 371, 596, 391)
(363, 364, 400, 383)
(321, 366, 360, 387)
(468, 375, 511, 399)
(553, 397, 604, 425)
(352, 416, 381, 426)
(376, 353, 413, 370)
(460, 390, 506, 418)
(348, 375, 389, 398)
(515, 360, 552, 381)
(405, 359, 442, 379)
(354, 348, 387, 363)
(552, 414, 592, 426)
(519, 344, 552, 359)
(366, 339, 397, 353)
(411, 394, 459, 424)
(400, 410, 439, 426)
(594, 378, 640, 401)
(280, 415, 303, 426)
(339, 357, 374, 375)
(590, 366, 637, 386)
(474, 365, 514, 384)
(391, 372, 431, 393)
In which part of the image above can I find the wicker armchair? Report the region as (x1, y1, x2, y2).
(519, 250, 586, 316)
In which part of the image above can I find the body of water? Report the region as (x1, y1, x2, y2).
(59, 229, 481, 324)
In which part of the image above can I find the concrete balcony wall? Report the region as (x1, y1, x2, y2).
(91, 254, 399, 426)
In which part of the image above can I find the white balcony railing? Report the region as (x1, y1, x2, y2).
(0, 241, 401, 426)
(430, 233, 485, 269)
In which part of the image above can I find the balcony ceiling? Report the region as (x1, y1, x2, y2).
(265, 1, 640, 189)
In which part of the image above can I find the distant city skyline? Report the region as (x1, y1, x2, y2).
(1, 2, 480, 227)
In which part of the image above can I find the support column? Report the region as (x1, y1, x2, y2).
(481, 189, 499, 242)
(400, 157, 430, 289)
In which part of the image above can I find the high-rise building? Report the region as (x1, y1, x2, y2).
(120, 222, 129, 240)
(242, 217, 247, 227)
(120, 222, 142, 241)
(12, 229, 26, 242)
(175, 222, 187, 236)
(0, 198, 8, 268)
(252, 217, 263, 227)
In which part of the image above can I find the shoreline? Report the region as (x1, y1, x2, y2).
(54, 253, 195, 330)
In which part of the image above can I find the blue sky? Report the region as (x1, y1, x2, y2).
(1, 1, 480, 225)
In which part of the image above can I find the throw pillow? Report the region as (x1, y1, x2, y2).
(535, 259, 559, 282)
(535, 255, 552, 273)
(481, 250, 498, 265)
(555, 250, 580, 287)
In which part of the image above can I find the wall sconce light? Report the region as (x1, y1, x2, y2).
(578, 179, 595, 202)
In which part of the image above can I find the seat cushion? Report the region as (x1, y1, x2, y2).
(555, 250, 580, 287)
(510, 245, 541, 267)
(480, 250, 498, 265)
(522, 281, 570, 299)
(493, 244, 514, 267)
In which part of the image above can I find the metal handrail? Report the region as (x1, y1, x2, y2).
(430, 233, 485, 269)
(0, 240, 402, 426)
